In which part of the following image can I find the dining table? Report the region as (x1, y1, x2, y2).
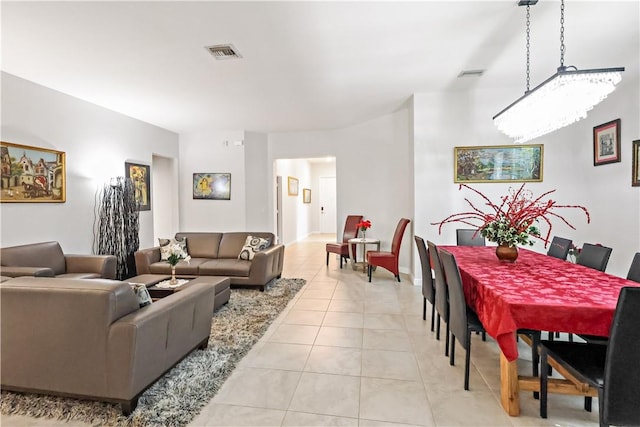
(439, 245, 639, 417)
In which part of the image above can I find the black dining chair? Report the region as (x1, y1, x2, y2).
(539, 287, 640, 426)
(626, 252, 640, 283)
(546, 236, 572, 260)
(439, 249, 486, 390)
(456, 229, 486, 246)
(415, 236, 436, 331)
(427, 240, 450, 356)
(576, 243, 613, 272)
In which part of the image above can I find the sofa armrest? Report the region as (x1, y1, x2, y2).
(248, 244, 285, 286)
(106, 281, 215, 399)
(66, 255, 117, 279)
(134, 247, 161, 275)
(0, 266, 55, 277)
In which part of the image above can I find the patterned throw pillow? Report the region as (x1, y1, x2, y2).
(129, 283, 152, 307)
(238, 235, 270, 261)
(159, 237, 188, 261)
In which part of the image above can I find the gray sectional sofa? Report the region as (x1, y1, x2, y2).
(134, 232, 284, 290)
(0, 241, 117, 279)
(0, 276, 216, 414)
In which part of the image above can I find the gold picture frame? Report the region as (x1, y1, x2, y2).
(1, 141, 66, 202)
(632, 140, 640, 187)
(303, 188, 311, 203)
(125, 162, 151, 210)
(454, 144, 543, 183)
(288, 176, 299, 196)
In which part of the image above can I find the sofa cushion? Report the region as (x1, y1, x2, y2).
(238, 236, 270, 261)
(175, 233, 222, 259)
(198, 259, 251, 277)
(0, 241, 66, 275)
(57, 272, 102, 279)
(159, 237, 189, 261)
(217, 232, 273, 259)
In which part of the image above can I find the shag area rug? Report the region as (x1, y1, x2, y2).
(1, 277, 306, 427)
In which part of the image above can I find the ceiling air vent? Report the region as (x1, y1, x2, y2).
(206, 44, 242, 60)
(458, 69, 485, 78)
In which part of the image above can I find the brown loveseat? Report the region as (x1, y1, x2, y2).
(134, 232, 284, 290)
(0, 241, 117, 279)
(0, 276, 215, 414)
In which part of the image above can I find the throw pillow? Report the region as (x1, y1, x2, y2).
(238, 235, 270, 261)
(159, 237, 188, 261)
(129, 283, 152, 307)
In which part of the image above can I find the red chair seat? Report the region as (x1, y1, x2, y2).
(326, 215, 363, 269)
(367, 218, 410, 282)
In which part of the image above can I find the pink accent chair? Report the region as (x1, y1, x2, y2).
(326, 215, 363, 268)
(367, 218, 410, 282)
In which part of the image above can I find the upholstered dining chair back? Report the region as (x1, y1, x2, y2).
(439, 249, 487, 391)
(547, 236, 572, 260)
(366, 218, 410, 283)
(539, 286, 640, 424)
(626, 252, 640, 283)
(602, 286, 640, 426)
(415, 236, 435, 328)
(576, 243, 613, 272)
(427, 240, 451, 355)
(456, 229, 486, 246)
(325, 215, 363, 268)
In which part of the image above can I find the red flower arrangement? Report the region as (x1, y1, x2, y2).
(432, 184, 590, 247)
(357, 219, 372, 232)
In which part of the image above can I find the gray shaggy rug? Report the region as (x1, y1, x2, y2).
(0, 277, 306, 427)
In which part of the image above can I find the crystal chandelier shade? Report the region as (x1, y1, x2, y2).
(493, 67, 624, 143)
(493, 0, 624, 143)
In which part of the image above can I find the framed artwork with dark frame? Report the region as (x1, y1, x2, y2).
(303, 188, 311, 203)
(632, 140, 640, 187)
(1, 141, 66, 203)
(193, 173, 231, 200)
(288, 176, 299, 196)
(454, 144, 543, 183)
(593, 119, 621, 166)
(125, 162, 151, 211)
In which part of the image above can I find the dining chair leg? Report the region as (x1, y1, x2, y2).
(584, 396, 592, 412)
(430, 304, 436, 332)
(368, 265, 372, 282)
(326, 252, 330, 266)
(395, 274, 401, 282)
(531, 331, 540, 400)
(464, 330, 472, 390)
(340, 256, 343, 269)
(540, 347, 549, 419)
(445, 322, 450, 357)
(423, 298, 426, 321)
(449, 333, 455, 366)
(436, 315, 441, 340)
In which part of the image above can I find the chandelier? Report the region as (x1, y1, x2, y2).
(493, 0, 624, 143)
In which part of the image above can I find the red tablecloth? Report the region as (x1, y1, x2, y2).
(440, 246, 639, 362)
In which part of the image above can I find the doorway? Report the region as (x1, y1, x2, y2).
(319, 176, 337, 234)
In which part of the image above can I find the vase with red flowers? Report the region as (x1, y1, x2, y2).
(432, 184, 590, 262)
(357, 219, 372, 240)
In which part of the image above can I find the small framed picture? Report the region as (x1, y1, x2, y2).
(632, 140, 640, 187)
(193, 173, 231, 200)
(288, 176, 299, 196)
(125, 162, 151, 210)
(593, 119, 621, 166)
(303, 188, 311, 203)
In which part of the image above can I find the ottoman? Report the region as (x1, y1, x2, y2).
(128, 274, 231, 311)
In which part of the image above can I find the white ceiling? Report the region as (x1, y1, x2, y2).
(2, 1, 637, 135)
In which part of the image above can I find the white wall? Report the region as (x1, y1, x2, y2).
(268, 110, 414, 274)
(274, 159, 313, 245)
(413, 64, 640, 278)
(0, 72, 179, 252)
(245, 131, 270, 231)
(178, 130, 246, 231)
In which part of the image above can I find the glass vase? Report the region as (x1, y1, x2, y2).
(170, 266, 177, 284)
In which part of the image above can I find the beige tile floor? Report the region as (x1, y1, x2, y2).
(1, 235, 601, 427)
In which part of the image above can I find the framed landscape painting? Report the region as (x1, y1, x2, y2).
(1, 141, 66, 203)
(193, 173, 231, 200)
(593, 119, 621, 166)
(454, 144, 543, 183)
(125, 162, 151, 211)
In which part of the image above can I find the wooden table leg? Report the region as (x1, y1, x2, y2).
(500, 352, 520, 416)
